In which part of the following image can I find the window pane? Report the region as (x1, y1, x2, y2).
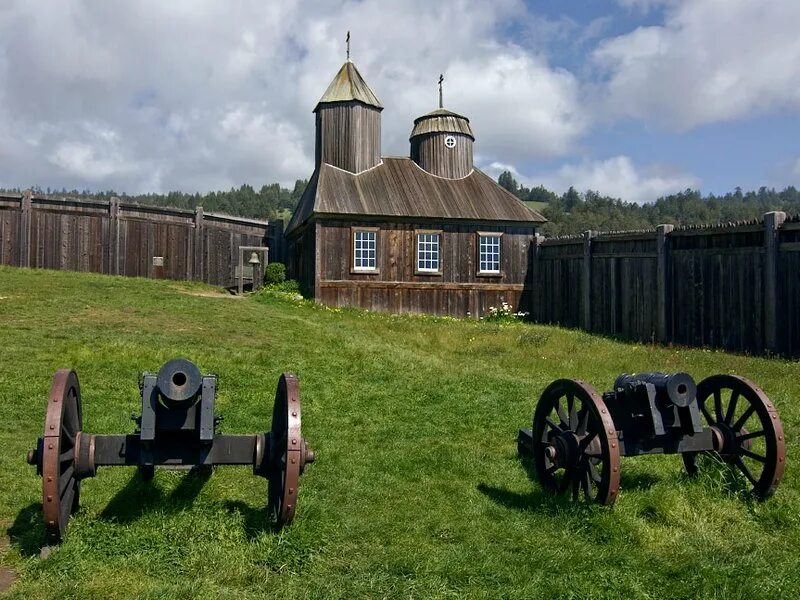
(479, 235, 500, 273)
(417, 233, 440, 271)
(353, 230, 377, 269)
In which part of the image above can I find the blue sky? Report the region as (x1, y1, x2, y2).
(0, 0, 797, 203)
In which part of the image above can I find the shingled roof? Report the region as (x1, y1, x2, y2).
(410, 108, 474, 140)
(314, 60, 383, 112)
(286, 157, 546, 234)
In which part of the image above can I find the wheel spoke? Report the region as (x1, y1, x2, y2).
(734, 456, 758, 486)
(576, 408, 589, 435)
(737, 430, 765, 442)
(732, 405, 756, 431)
(739, 448, 767, 463)
(699, 400, 715, 425)
(59, 466, 75, 497)
(60, 480, 76, 520)
(588, 461, 602, 483)
(556, 400, 569, 429)
(714, 390, 723, 423)
(60, 426, 75, 445)
(579, 431, 598, 452)
(568, 395, 578, 430)
(545, 417, 563, 433)
(724, 391, 739, 425)
(59, 448, 74, 463)
(581, 469, 591, 500)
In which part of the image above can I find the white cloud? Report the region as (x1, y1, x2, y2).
(0, 0, 587, 194)
(486, 156, 700, 204)
(594, 0, 800, 130)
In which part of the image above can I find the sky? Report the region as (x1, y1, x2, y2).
(0, 0, 798, 204)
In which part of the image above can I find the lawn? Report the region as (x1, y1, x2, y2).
(0, 266, 799, 599)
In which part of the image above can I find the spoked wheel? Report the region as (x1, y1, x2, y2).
(532, 379, 621, 505)
(683, 374, 785, 499)
(267, 373, 314, 528)
(41, 369, 83, 542)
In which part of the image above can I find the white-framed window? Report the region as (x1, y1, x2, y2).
(353, 229, 377, 271)
(416, 232, 441, 273)
(478, 233, 501, 274)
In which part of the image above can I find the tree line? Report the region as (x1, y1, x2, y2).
(0, 180, 308, 222)
(4, 171, 799, 235)
(497, 171, 800, 236)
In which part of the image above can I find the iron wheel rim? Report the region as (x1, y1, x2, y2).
(42, 369, 83, 542)
(532, 379, 620, 505)
(688, 374, 785, 499)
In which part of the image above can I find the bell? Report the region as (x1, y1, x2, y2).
(248, 251, 261, 266)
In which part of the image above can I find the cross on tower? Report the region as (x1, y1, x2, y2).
(346, 31, 350, 60)
(438, 74, 444, 109)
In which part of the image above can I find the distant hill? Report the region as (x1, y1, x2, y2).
(496, 170, 800, 236)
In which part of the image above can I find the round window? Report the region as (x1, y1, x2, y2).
(444, 135, 456, 149)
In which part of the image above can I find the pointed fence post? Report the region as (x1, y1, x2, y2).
(109, 197, 120, 275)
(764, 211, 786, 354)
(193, 206, 204, 283)
(19, 189, 32, 268)
(656, 224, 674, 343)
(582, 230, 596, 331)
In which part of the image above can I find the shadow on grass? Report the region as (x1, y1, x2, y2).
(7, 503, 46, 557)
(222, 500, 279, 540)
(479, 454, 661, 515)
(100, 466, 212, 524)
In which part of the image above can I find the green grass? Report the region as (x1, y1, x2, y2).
(1, 266, 799, 599)
(523, 200, 548, 215)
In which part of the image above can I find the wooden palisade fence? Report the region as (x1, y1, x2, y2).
(529, 211, 800, 357)
(0, 191, 284, 287)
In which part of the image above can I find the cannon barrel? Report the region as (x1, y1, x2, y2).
(156, 358, 203, 405)
(614, 372, 697, 408)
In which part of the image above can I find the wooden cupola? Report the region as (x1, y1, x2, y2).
(314, 54, 383, 174)
(409, 74, 474, 179)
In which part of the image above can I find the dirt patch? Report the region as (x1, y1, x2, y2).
(0, 536, 16, 594)
(179, 289, 243, 299)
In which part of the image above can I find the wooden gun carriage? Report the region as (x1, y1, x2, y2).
(518, 372, 785, 505)
(27, 358, 315, 542)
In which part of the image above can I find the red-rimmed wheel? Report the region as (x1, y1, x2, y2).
(532, 379, 621, 505)
(683, 374, 785, 499)
(268, 373, 314, 528)
(41, 369, 83, 542)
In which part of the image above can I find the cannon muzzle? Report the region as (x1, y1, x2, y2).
(156, 358, 203, 406)
(614, 372, 697, 407)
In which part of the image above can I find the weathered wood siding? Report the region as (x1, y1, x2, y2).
(315, 102, 381, 174)
(527, 213, 799, 357)
(410, 132, 473, 179)
(668, 225, 765, 352)
(311, 218, 535, 316)
(531, 238, 583, 328)
(592, 234, 659, 341)
(0, 195, 23, 266)
(286, 223, 317, 297)
(0, 193, 281, 287)
(778, 216, 800, 356)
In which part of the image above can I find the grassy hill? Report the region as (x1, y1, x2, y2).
(0, 267, 799, 599)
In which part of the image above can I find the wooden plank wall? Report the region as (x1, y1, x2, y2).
(315, 103, 381, 173)
(532, 239, 583, 328)
(528, 213, 799, 357)
(313, 219, 533, 316)
(591, 234, 658, 341)
(778, 217, 800, 356)
(0, 193, 280, 288)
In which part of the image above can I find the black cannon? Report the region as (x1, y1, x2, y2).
(517, 372, 785, 505)
(27, 358, 315, 542)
